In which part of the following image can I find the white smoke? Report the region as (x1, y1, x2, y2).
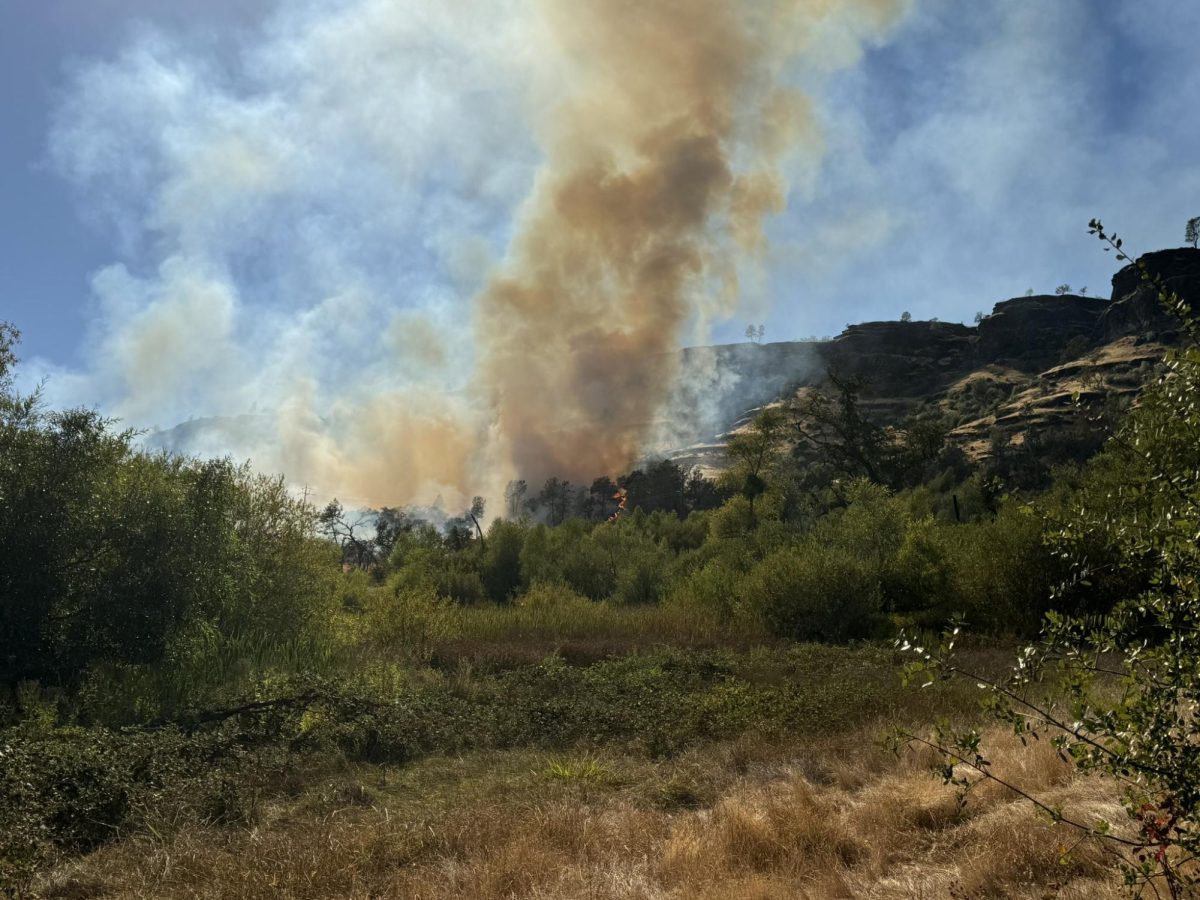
(42, 0, 910, 507)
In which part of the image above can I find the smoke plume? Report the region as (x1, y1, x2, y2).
(44, 0, 909, 508)
(474, 0, 906, 486)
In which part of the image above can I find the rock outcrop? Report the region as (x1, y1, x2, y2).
(666, 247, 1200, 471)
(975, 294, 1107, 370)
(1098, 248, 1200, 342)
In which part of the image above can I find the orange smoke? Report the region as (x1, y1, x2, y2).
(473, 0, 907, 489)
(244, 0, 909, 511)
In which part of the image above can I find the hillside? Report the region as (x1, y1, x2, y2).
(667, 248, 1200, 474)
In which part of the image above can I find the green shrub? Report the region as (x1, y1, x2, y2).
(944, 505, 1061, 633)
(365, 587, 455, 660)
(387, 545, 487, 605)
(885, 516, 957, 619)
(519, 521, 616, 600)
(517, 580, 588, 611)
(613, 549, 668, 605)
(481, 519, 527, 602)
(816, 479, 908, 578)
(709, 495, 757, 538)
(665, 556, 746, 623)
(742, 542, 883, 642)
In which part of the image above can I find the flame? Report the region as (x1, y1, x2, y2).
(608, 488, 629, 523)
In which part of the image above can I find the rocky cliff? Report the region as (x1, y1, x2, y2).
(667, 247, 1200, 473)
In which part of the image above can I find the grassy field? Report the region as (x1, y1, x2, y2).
(20, 640, 1137, 899)
(40, 725, 1125, 899)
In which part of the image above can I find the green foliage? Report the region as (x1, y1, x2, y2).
(480, 518, 527, 601)
(387, 530, 488, 604)
(0, 720, 293, 889)
(900, 223, 1200, 896)
(364, 586, 454, 660)
(0, 324, 339, 713)
(719, 407, 788, 519)
(743, 542, 882, 642)
(666, 556, 746, 623)
(886, 516, 955, 616)
(791, 374, 957, 492)
(942, 503, 1063, 632)
(519, 520, 613, 600)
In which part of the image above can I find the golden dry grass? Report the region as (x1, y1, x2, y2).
(38, 727, 1144, 900)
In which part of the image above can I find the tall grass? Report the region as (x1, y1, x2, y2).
(41, 726, 1133, 900)
(76, 623, 345, 723)
(354, 580, 772, 667)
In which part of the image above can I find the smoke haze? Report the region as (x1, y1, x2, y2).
(40, 0, 909, 508)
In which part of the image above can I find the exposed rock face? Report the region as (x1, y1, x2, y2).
(1099, 248, 1200, 342)
(975, 294, 1107, 370)
(821, 320, 975, 393)
(666, 247, 1200, 471)
(1110, 248, 1200, 303)
(946, 338, 1163, 460)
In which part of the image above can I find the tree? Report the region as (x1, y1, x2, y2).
(318, 500, 376, 569)
(373, 507, 414, 561)
(537, 477, 573, 526)
(441, 517, 475, 552)
(683, 467, 724, 512)
(621, 459, 688, 517)
(900, 222, 1200, 896)
(0, 325, 335, 689)
(0, 323, 37, 428)
(744, 323, 765, 344)
(1185, 216, 1199, 249)
(900, 311, 912, 323)
(504, 479, 528, 519)
(0, 323, 18, 396)
(586, 476, 619, 521)
(1055, 283, 1072, 295)
(719, 407, 788, 520)
(791, 372, 955, 494)
(467, 495, 486, 545)
(792, 372, 891, 486)
(973, 310, 985, 324)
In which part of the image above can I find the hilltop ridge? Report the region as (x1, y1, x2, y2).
(668, 248, 1200, 473)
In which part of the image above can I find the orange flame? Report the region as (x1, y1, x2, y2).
(608, 488, 628, 523)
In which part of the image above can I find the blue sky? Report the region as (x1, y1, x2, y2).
(1, 0, 1198, 502)
(1, 0, 276, 364)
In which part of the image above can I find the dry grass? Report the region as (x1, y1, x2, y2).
(40, 726, 1142, 900)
